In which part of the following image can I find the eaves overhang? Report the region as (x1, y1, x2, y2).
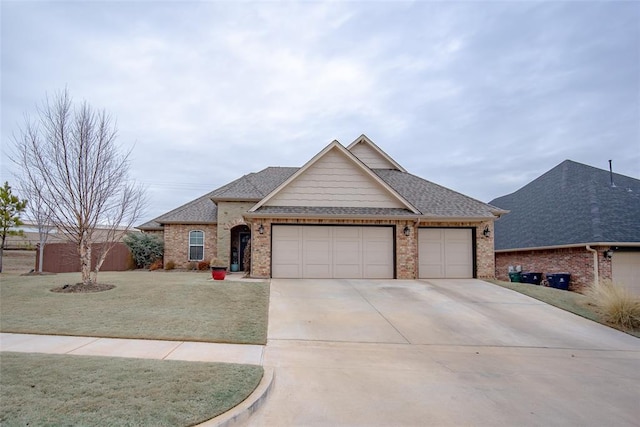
(495, 242, 640, 253)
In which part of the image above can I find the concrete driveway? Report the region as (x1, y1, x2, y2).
(248, 279, 640, 426)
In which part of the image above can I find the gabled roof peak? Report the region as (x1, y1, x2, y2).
(347, 134, 406, 172)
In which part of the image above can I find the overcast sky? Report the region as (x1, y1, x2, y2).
(2, 1, 639, 222)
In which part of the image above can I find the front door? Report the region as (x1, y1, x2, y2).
(239, 232, 250, 271)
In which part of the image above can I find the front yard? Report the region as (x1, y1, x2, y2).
(0, 261, 270, 426)
(0, 270, 269, 344)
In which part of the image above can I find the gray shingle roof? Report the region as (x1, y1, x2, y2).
(210, 167, 298, 200)
(139, 164, 502, 227)
(489, 160, 640, 250)
(374, 170, 502, 218)
(153, 191, 219, 224)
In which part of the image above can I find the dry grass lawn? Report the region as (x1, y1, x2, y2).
(0, 269, 269, 344)
(488, 279, 640, 338)
(0, 352, 263, 426)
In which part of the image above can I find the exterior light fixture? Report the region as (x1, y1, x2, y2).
(604, 249, 613, 259)
(403, 226, 411, 236)
(482, 226, 491, 238)
(258, 224, 264, 234)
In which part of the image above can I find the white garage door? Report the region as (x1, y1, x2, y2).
(418, 228, 473, 278)
(272, 225, 393, 279)
(612, 252, 640, 297)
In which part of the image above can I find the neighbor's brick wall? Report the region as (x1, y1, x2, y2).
(163, 224, 217, 268)
(495, 245, 611, 292)
(251, 218, 495, 279)
(216, 202, 255, 267)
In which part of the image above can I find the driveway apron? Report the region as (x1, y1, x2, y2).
(248, 278, 640, 426)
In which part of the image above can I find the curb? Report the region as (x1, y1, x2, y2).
(196, 367, 275, 427)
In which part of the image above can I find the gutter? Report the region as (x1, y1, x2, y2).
(495, 242, 640, 253)
(585, 245, 598, 286)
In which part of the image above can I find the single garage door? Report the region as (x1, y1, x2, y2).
(418, 228, 473, 278)
(272, 225, 393, 279)
(612, 251, 640, 297)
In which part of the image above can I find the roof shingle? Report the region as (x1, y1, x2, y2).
(489, 160, 640, 250)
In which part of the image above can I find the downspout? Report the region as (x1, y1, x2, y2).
(586, 245, 598, 286)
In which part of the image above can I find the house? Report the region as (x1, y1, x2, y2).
(138, 135, 506, 279)
(490, 160, 640, 294)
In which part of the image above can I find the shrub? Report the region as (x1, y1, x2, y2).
(187, 261, 197, 271)
(197, 261, 209, 271)
(210, 258, 225, 268)
(586, 280, 640, 330)
(123, 233, 164, 268)
(164, 260, 175, 270)
(149, 259, 163, 271)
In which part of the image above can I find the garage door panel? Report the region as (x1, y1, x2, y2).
(363, 227, 394, 278)
(334, 239, 362, 278)
(612, 252, 640, 297)
(419, 228, 472, 279)
(272, 226, 302, 278)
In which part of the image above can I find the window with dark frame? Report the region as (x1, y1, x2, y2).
(189, 230, 204, 261)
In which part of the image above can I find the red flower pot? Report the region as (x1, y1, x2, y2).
(211, 268, 226, 280)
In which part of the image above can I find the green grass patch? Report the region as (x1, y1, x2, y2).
(0, 352, 263, 426)
(0, 271, 269, 344)
(487, 279, 640, 338)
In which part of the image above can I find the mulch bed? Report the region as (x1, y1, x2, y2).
(51, 283, 116, 293)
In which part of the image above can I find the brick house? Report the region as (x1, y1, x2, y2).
(138, 135, 506, 279)
(490, 160, 640, 294)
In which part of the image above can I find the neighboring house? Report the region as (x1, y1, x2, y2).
(490, 160, 640, 294)
(138, 135, 506, 279)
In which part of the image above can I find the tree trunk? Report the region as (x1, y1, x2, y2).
(0, 235, 5, 273)
(79, 239, 92, 285)
(38, 243, 45, 273)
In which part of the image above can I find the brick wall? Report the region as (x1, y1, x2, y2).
(495, 245, 611, 292)
(163, 223, 217, 269)
(250, 218, 495, 279)
(216, 202, 255, 267)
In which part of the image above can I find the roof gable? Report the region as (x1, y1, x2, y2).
(490, 160, 640, 250)
(347, 134, 406, 172)
(250, 141, 419, 213)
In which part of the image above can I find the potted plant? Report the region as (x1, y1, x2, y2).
(210, 258, 227, 280)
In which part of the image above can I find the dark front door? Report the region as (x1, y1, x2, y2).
(239, 232, 250, 270)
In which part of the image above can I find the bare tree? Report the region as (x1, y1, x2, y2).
(19, 176, 53, 273)
(13, 89, 146, 286)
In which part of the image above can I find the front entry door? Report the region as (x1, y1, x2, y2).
(239, 232, 250, 270)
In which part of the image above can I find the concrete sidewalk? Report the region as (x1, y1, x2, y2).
(0, 333, 264, 365)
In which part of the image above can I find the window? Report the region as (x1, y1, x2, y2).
(189, 230, 204, 261)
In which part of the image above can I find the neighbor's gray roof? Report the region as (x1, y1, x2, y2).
(489, 160, 640, 250)
(140, 165, 502, 227)
(137, 219, 163, 230)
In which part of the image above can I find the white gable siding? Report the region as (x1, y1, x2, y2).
(264, 148, 406, 208)
(350, 143, 397, 169)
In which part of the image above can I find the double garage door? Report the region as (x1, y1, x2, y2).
(272, 226, 394, 279)
(271, 225, 474, 279)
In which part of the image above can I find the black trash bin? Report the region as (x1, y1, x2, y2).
(546, 273, 571, 290)
(521, 272, 542, 285)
